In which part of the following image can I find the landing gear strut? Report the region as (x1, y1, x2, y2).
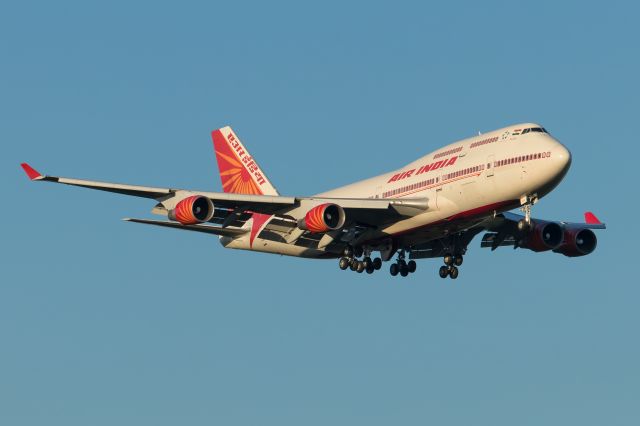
(517, 195, 537, 232)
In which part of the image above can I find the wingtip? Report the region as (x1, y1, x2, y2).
(584, 211, 602, 225)
(20, 163, 43, 180)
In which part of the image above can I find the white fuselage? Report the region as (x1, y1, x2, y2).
(223, 123, 572, 257)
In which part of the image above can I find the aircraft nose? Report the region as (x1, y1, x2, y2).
(552, 141, 572, 177)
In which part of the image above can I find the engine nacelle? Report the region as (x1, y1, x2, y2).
(554, 228, 597, 257)
(520, 222, 564, 252)
(168, 195, 214, 225)
(298, 203, 346, 233)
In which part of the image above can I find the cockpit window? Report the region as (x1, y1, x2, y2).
(520, 127, 548, 135)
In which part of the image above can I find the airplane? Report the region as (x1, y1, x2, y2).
(20, 123, 606, 279)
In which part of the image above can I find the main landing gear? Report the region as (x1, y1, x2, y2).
(438, 253, 463, 279)
(389, 250, 416, 278)
(338, 246, 382, 274)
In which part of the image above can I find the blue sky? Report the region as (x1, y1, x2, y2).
(1, 1, 638, 425)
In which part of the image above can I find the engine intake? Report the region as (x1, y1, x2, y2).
(298, 203, 345, 233)
(168, 195, 214, 225)
(520, 222, 564, 252)
(554, 228, 597, 257)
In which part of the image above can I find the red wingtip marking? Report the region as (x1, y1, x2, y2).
(584, 211, 601, 224)
(20, 163, 42, 180)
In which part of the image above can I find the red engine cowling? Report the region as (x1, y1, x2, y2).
(298, 203, 346, 233)
(554, 228, 597, 257)
(520, 222, 564, 252)
(168, 196, 214, 225)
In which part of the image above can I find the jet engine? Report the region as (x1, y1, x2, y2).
(554, 228, 597, 257)
(168, 195, 214, 225)
(519, 221, 564, 252)
(298, 203, 346, 233)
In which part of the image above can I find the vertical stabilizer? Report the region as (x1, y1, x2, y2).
(211, 127, 279, 196)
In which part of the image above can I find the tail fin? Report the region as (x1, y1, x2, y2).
(211, 126, 279, 196)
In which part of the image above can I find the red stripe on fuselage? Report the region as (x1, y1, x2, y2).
(388, 199, 519, 238)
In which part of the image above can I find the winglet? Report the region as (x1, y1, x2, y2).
(20, 163, 43, 180)
(584, 211, 602, 225)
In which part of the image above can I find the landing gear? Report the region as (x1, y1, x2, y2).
(439, 265, 449, 278)
(389, 250, 416, 278)
(518, 195, 537, 232)
(373, 257, 382, 270)
(338, 257, 350, 270)
(444, 254, 454, 266)
(338, 245, 382, 275)
(439, 254, 462, 279)
(390, 263, 399, 276)
(439, 265, 459, 279)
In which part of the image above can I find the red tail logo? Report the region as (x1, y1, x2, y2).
(211, 127, 278, 196)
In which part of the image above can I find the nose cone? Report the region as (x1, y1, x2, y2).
(553, 142, 572, 178)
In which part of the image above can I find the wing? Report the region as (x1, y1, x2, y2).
(20, 163, 430, 230)
(123, 218, 249, 237)
(481, 211, 606, 256)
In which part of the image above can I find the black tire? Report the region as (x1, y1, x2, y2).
(350, 260, 358, 271)
(373, 257, 382, 270)
(454, 255, 463, 266)
(354, 246, 364, 258)
(449, 266, 459, 279)
(366, 265, 374, 274)
(407, 260, 417, 273)
(390, 263, 399, 276)
(363, 257, 372, 269)
(339, 257, 350, 270)
(400, 266, 409, 277)
(439, 265, 449, 278)
(398, 259, 407, 269)
(444, 254, 454, 266)
(356, 262, 365, 273)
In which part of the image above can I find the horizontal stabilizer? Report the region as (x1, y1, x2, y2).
(123, 218, 248, 237)
(584, 211, 602, 225)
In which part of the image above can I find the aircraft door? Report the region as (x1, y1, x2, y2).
(486, 155, 495, 177)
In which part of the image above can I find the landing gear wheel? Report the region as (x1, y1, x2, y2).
(449, 266, 459, 279)
(407, 260, 417, 273)
(444, 254, 454, 266)
(363, 257, 372, 270)
(390, 263, 399, 276)
(454, 255, 463, 267)
(339, 257, 350, 270)
(400, 265, 409, 277)
(439, 265, 449, 279)
(373, 258, 382, 270)
(350, 260, 358, 271)
(343, 246, 354, 258)
(398, 259, 407, 269)
(354, 246, 364, 258)
(366, 265, 374, 274)
(356, 262, 365, 273)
